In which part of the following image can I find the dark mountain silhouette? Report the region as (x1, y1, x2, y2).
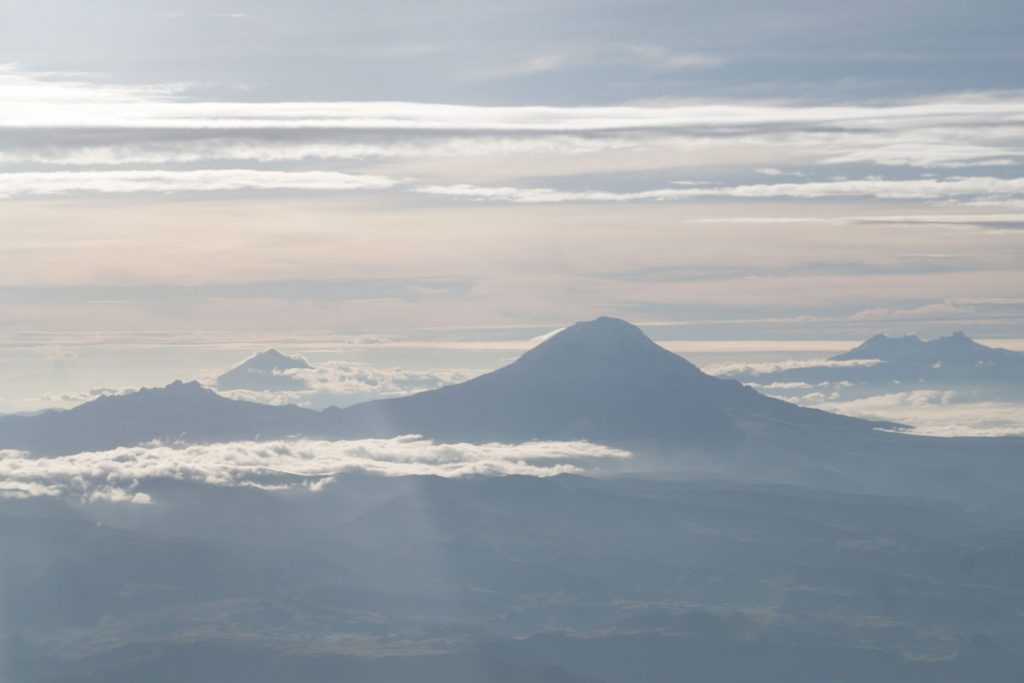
(835, 331, 1019, 368)
(216, 348, 312, 391)
(324, 317, 886, 446)
(0, 380, 320, 455)
(717, 331, 1024, 393)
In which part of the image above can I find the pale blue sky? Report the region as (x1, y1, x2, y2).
(0, 0, 1022, 409)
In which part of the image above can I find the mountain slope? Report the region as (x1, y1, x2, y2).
(324, 317, 886, 447)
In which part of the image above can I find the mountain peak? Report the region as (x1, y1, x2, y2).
(123, 379, 221, 403)
(934, 330, 979, 347)
(332, 315, 877, 446)
(542, 316, 657, 349)
(236, 349, 311, 372)
(513, 317, 701, 381)
(216, 349, 311, 391)
(833, 330, 1013, 365)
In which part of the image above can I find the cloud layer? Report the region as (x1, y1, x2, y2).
(214, 360, 471, 409)
(797, 389, 1024, 438)
(0, 436, 632, 503)
(705, 358, 884, 377)
(2, 67, 1023, 206)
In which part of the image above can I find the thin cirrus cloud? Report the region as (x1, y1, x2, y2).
(459, 45, 723, 81)
(705, 358, 885, 377)
(2, 171, 1023, 203)
(5, 70, 1024, 131)
(415, 177, 1024, 204)
(2, 67, 1024, 181)
(0, 169, 397, 198)
(0, 437, 633, 503)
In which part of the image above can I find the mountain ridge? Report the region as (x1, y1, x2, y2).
(0, 317, 891, 456)
(833, 331, 1020, 365)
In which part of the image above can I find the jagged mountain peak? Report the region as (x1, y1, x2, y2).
(835, 330, 998, 362)
(88, 379, 224, 409)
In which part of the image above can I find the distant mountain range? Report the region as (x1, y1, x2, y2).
(0, 317, 885, 456)
(5, 318, 1024, 514)
(0, 379, 321, 456)
(6, 324, 1024, 683)
(720, 331, 1024, 390)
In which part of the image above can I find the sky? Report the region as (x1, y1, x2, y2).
(1, 0, 1023, 409)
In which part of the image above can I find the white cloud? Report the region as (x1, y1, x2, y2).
(0, 135, 649, 167)
(4, 167, 1021, 203)
(746, 381, 814, 390)
(850, 302, 969, 321)
(850, 297, 1024, 322)
(706, 358, 884, 376)
(0, 169, 397, 198)
(2, 66, 1024, 173)
(0, 437, 632, 502)
(792, 389, 1024, 437)
(4, 70, 1022, 132)
(285, 361, 469, 394)
(416, 176, 1024, 204)
(213, 361, 472, 409)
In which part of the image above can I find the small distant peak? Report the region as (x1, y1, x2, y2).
(835, 332, 925, 360)
(254, 348, 303, 361)
(236, 349, 311, 371)
(863, 333, 921, 346)
(588, 316, 635, 327)
(946, 331, 973, 342)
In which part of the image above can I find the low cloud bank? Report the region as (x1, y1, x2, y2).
(0, 437, 632, 503)
(706, 358, 883, 377)
(792, 389, 1024, 437)
(214, 361, 472, 409)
